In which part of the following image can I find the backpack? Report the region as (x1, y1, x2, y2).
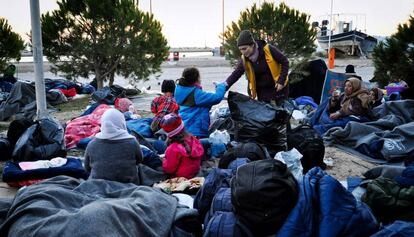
(193, 168, 233, 221)
(231, 159, 298, 236)
(287, 124, 326, 173)
(204, 188, 233, 226)
(218, 142, 268, 169)
(203, 211, 254, 237)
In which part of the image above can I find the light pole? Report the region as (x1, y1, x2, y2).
(30, 0, 48, 119)
(150, 0, 152, 15)
(222, 0, 224, 46)
(328, 0, 333, 52)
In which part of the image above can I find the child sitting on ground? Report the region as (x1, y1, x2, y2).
(159, 113, 204, 179)
(84, 108, 143, 184)
(150, 79, 179, 132)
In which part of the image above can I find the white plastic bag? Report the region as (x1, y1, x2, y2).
(208, 130, 230, 144)
(275, 148, 304, 181)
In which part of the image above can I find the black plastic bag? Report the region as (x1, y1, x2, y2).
(0, 137, 12, 161)
(227, 91, 289, 156)
(12, 117, 66, 161)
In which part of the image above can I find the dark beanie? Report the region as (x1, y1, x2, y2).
(345, 64, 356, 73)
(161, 79, 176, 93)
(237, 30, 255, 46)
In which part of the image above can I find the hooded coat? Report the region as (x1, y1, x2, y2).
(163, 135, 204, 179)
(174, 83, 226, 137)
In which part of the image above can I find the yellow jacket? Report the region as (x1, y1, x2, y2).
(242, 44, 288, 99)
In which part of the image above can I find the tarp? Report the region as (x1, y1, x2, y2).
(320, 70, 349, 104)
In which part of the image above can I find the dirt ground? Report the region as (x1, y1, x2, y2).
(323, 147, 376, 180)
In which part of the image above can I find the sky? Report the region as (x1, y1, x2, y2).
(0, 0, 413, 47)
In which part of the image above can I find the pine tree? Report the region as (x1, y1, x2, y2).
(222, 2, 317, 65)
(41, 0, 168, 89)
(0, 18, 25, 72)
(372, 14, 414, 88)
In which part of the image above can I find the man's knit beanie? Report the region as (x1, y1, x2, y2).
(237, 30, 255, 46)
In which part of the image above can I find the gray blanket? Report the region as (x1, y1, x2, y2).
(324, 100, 414, 162)
(0, 176, 185, 237)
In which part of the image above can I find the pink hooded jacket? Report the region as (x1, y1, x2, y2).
(163, 136, 204, 179)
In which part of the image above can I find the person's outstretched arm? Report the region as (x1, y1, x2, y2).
(194, 83, 226, 107)
(225, 60, 245, 89)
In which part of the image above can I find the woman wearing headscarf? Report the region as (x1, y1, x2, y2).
(328, 77, 371, 120)
(84, 108, 143, 184)
(369, 88, 384, 107)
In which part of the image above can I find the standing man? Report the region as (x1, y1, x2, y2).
(225, 30, 289, 105)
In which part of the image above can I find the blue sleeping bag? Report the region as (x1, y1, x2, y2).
(193, 168, 232, 221)
(126, 118, 153, 138)
(2, 157, 88, 183)
(203, 211, 253, 237)
(276, 167, 379, 237)
(310, 98, 369, 135)
(204, 188, 232, 226)
(227, 158, 250, 173)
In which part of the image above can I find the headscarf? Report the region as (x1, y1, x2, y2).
(370, 88, 384, 102)
(95, 108, 134, 140)
(340, 77, 371, 115)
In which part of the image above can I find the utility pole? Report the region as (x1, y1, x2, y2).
(150, 0, 152, 15)
(328, 0, 333, 51)
(30, 0, 48, 119)
(222, 0, 224, 46)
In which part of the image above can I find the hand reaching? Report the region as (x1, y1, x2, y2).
(275, 83, 285, 92)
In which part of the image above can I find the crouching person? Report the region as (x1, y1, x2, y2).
(84, 108, 143, 184)
(160, 113, 204, 179)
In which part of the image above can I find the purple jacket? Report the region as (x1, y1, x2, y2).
(226, 40, 289, 102)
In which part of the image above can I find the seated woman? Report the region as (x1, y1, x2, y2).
(159, 113, 204, 179)
(84, 108, 143, 184)
(310, 77, 372, 135)
(174, 67, 226, 138)
(329, 77, 371, 120)
(369, 88, 384, 107)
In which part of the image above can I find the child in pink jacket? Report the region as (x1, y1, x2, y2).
(159, 113, 204, 179)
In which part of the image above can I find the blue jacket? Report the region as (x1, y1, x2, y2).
(175, 83, 226, 137)
(277, 167, 379, 237)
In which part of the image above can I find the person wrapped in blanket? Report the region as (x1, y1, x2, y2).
(329, 77, 372, 120)
(159, 113, 204, 179)
(84, 108, 143, 184)
(150, 79, 179, 132)
(369, 87, 384, 108)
